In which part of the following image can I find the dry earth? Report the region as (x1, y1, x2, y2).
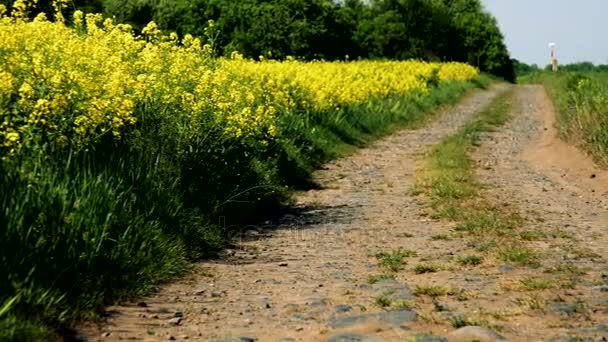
(82, 85, 608, 342)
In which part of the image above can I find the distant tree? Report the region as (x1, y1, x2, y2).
(512, 59, 540, 77)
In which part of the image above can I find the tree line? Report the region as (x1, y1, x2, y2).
(3, 0, 515, 81)
(513, 60, 608, 77)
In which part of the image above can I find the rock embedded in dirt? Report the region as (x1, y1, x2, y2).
(221, 337, 256, 342)
(334, 304, 353, 313)
(167, 317, 182, 325)
(307, 298, 330, 307)
(497, 265, 515, 272)
(371, 279, 414, 301)
(592, 286, 608, 292)
(433, 302, 450, 312)
(549, 303, 582, 316)
(327, 309, 417, 329)
(410, 333, 448, 342)
(547, 336, 593, 342)
(448, 326, 506, 341)
(326, 333, 385, 342)
(574, 324, 608, 333)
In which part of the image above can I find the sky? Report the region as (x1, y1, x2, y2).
(480, 0, 608, 66)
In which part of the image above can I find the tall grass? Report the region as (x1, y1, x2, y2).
(522, 72, 608, 165)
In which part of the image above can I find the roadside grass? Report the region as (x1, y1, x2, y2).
(522, 72, 608, 166)
(376, 248, 417, 272)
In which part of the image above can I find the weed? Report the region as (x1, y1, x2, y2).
(375, 292, 393, 308)
(499, 245, 540, 267)
(519, 277, 555, 291)
(376, 248, 417, 272)
(515, 295, 546, 312)
(456, 255, 483, 266)
(367, 274, 395, 284)
(430, 234, 452, 241)
(470, 240, 498, 252)
(449, 315, 489, 329)
(519, 229, 547, 241)
(374, 291, 413, 309)
(413, 263, 440, 274)
(414, 285, 453, 298)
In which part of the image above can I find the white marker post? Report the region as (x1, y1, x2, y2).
(549, 42, 558, 72)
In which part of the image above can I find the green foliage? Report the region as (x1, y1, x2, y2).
(376, 248, 418, 272)
(413, 263, 440, 274)
(0, 78, 480, 340)
(456, 254, 483, 266)
(413, 285, 453, 297)
(499, 245, 540, 267)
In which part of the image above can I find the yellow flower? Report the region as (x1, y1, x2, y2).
(5, 132, 19, 142)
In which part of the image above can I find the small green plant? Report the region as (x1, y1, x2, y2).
(375, 292, 393, 308)
(430, 234, 452, 241)
(376, 248, 417, 272)
(391, 300, 413, 310)
(448, 315, 483, 329)
(414, 285, 453, 298)
(519, 229, 547, 241)
(519, 277, 555, 291)
(413, 263, 440, 274)
(470, 239, 498, 252)
(456, 254, 483, 266)
(499, 245, 540, 267)
(367, 274, 395, 284)
(375, 291, 414, 310)
(515, 295, 546, 312)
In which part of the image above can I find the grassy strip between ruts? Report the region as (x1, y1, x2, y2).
(414, 87, 542, 268)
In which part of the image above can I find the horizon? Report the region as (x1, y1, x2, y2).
(481, 0, 608, 67)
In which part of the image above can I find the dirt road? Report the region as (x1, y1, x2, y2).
(83, 85, 608, 342)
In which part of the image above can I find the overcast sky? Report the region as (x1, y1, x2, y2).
(480, 0, 608, 66)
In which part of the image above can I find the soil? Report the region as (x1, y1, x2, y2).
(81, 85, 608, 342)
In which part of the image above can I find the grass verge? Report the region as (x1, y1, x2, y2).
(414, 87, 542, 267)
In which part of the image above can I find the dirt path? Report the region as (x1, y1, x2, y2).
(83, 85, 608, 342)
